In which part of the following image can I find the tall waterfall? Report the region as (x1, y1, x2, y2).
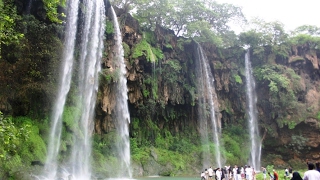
(42, 0, 105, 179)
(195, 43, 222, 168)
(110, 6, 132, 179)
(244, 50, 261, 170)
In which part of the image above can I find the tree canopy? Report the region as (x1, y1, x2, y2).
(112, 0, 245, 45)
(0, 0, 23, 57)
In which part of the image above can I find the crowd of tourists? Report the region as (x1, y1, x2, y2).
(200, 161, 320, 180)
(200, 165, 257, 180)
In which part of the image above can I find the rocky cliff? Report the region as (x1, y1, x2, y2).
(97, 7, 320, 170)
(1, 1, 320, 178)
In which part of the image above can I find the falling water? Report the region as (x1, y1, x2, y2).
(43, 0, 80, 178)
(195, 43, 222, 168)
(69, 1, 105, 179)
(244, 50, 261, 170)
(41, 0, 105, 179)
(26, 0, 33, 15)
(110, 6, 132, 179)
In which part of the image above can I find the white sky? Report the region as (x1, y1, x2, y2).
(216, 0, 320, 32)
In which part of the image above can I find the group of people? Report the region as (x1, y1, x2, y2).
(200, 165, 257, 180)
(200, 167, 223, 180)
(287, 161, 320, 180)
(200, 161, 320, 180)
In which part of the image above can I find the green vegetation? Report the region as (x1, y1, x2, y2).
(0, 0, 24, 57)
(129, 0, 244, 46)
(1, 0, 320, 178)
(0, 114, 47, 178)
(42, 0, 66, 23)
(254, 64, 305, 129)
(143, 75, 158, 99)
(123, 42, 130, 58)
(233, 74, 243, 84)
(105, 20, 114, 35)
(132, 39, 163, 62)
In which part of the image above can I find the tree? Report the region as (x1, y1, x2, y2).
(293, 25, 320, 36)
(0, 0, 23, 57)
(289, 25, 320, 49)
(42, 0, 66, 23)
(111, 0, 135, 13)
(131, 0, 245, 43)
(239, 18, 288, 47)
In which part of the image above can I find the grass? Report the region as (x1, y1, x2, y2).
(254, 169, 306, 180)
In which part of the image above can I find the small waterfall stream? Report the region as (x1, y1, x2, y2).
(195, 43, 222, 168)
(244, 50, 261, 170)
(26, 0, 33, 15)
(41, 1, 105, 179)
(110, 6, 132, 179)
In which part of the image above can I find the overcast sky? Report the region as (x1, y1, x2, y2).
(216, 0, 320, 32)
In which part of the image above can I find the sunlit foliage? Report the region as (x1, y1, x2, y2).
(0, 0, 23, 57)
(42, 0, 66, 23)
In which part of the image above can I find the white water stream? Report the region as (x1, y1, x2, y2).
(41, 1, 105, 179)
(195, 43, 222, 168)
(110, 6, 132, 179)
(244, 50, 261, 170)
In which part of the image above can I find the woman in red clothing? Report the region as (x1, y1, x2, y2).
(273, 170, 279, 180)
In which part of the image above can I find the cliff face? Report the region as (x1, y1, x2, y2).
(1, 1, 320, 176)
(97, 8, 320, 168)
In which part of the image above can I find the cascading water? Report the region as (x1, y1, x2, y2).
(26, 0, 33, 15)
(195, 43, 222, 168)
(41, 0, 105, 179)
(43, 0, 80, 178)
(244, 50, 261, 170)
(110, 6, 132, 179)
(68, 1, 105, 179)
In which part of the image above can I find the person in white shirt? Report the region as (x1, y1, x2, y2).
(233, 166, 238, 180)
(216, 168, 222, 180)
(201, 171, 206, 180)
(247, 166, 253, 180)
(303, 163, 320, 180)
(208, 167, 214, 180)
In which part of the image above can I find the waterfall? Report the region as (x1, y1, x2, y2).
(195, 43, 222, 168)
(244, 50, 261, 170)
(110, 6, 132, 179)
(43, 0, 80, 178)
(41, 0, 105, 179)
(26, 0, 33, 15)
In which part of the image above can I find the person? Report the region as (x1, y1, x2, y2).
(201, 171, 206, 180)
(261, 167, 267, 180)
(233, 166, 238, 180)
(205, 169, 209, 180)
(303, 162, 320, 180)
(273, 169, 279, 180)
(285, 168, 289, 179)
(216, 168, 222, 180)
(208, 167, 214, 180)
(221, 168, 226, 180)
(252, 168, 256, 180)
(316, 162, 320, 172)
(240, 166, 244, 180)
(289, 167, 293, 178)
(247, 166, 252, 180)
(268, 172, 274, 180)
(237, 166, 242, 180)
(291, 172, 303, 180)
